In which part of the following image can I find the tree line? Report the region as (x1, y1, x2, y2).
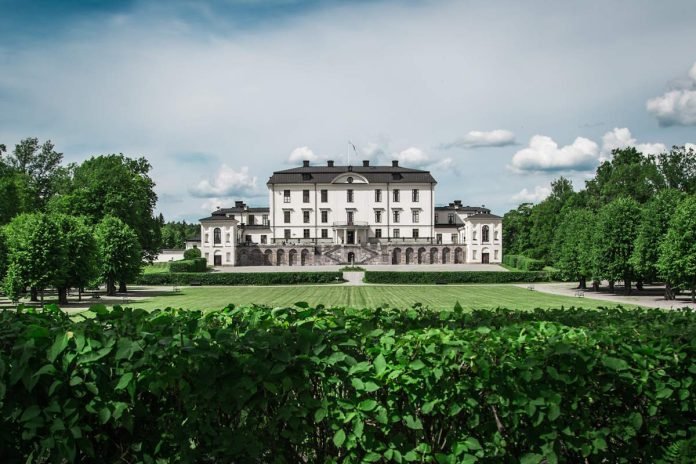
(0, 138, 162, 303)
(503, 145, 696, 300)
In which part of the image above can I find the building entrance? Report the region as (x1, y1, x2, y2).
(346, 230, 355, 244)
(481, 253, 489, 264)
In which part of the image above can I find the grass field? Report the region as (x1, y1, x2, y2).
(130, 284, 631, 311)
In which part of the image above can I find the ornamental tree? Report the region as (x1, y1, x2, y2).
(658, 196, 696, 301)
(552, 209, 595, 289)
(53, 214, 98, 303)
(95, 216, 142, 295)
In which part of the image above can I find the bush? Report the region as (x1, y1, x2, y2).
(183, 247, 202, 260)
(364, 270, 549, 284)
(135, 271, 343, 285)
(1, 304, 694, 463)
(168, 258, 207, 273)
(503, 254, 545, 271)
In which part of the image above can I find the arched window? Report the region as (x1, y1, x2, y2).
(213, 227, 221, 245)
(482, 225, 489, 243)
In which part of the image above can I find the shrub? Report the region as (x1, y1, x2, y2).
(364, 270, 549, 284)
(168, 258, 207, 273)
(135, 271, 343, 285)
(0, 304, 694, 462)
(503, 254, 545, 271)
(183, 247, 202, 260)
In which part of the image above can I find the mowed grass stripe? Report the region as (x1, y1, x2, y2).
(128, 285, 633, 312)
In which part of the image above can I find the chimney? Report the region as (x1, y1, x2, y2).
(392, 160, 399, 167)
(362, 160, 369, 167)
(454, 200, 462, 207)
(235, 201, 245, 209)
(302, 160, 310, 167)
(327, 160, 334, 167)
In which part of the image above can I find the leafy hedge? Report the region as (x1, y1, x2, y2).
(1, 304, 694, 463)
(364, 270, 550, 284)
(168, 257, 207, 273)
(503, 254, 545, 271)
(135, 271, 344, 286)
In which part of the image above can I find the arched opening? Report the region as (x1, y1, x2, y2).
(213, 227, 221, 245)
(430, 248, 438, 264)
(251, 249, 262, 266)
(213, 250, 222, 266)
(482, 225, 490, 243)
(347, 251, 355, 265)
(417, 247, 426, 264)
(454, 247, 463, 264)
(289, 249, 297, 266)
(264, 249, 273, 266)
(239, 250, 248, 266)
(405, 248, 414, 264)
(301, 249, 310, 266)
(442, 247, 450, 264)
(276, 249, 285, 266)
(392, 248, 401, 265)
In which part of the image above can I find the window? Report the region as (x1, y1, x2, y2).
(375, 210, 382, 223)
(284, 211, 291, 223)
(262, 214, 269, 226)
(321, 229, 328, 239)
(482, 225, 489, 242)
(375, 189, 382, 202)
(213, 228, 221, 245)
(393, 189, 400, 202)
(347, 211, 354, 224)
(494, 230, 499, 240)
(436, 233, 442, 244)
(283, 190, 291, 203)
(303, 229, 310, 239)
(393, 210, 400, 223)
(245, 235, 252, 243)
(473, 229, 477, 240)
(393, 228, 400, 238)
(303, 190, 310, 203)
(473, 250, 477, 260)
(494, 250, 499, 260)
(434, 213, 439, 223)
(448, 213, 454, 224)
(321, 189, 328, 202)
(451, 233, 458, 244)
(347, 176, 353, 183)
(375, 228, 382, 238)
(412, 210, 419, 223)
(204, 233, 209, 243)
(248, 214, 255, 225)
(412, 229, 419, 239)
(412, 189, 419, 202)
(226, 252, 231, 262)
(284, 229, 291, 239)
(347, 189, 354, 203)
(226, 233, 230, 243)
(303, 210, 310, 223)
(321, 210, 328, 223)
(261, 235, 267, 244)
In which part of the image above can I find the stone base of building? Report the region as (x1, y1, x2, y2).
(235, 244, 497, 266)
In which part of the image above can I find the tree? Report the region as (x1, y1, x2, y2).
(630, 189, 684, 288)
(0, 160, 33, 225)
(0, 228, 7, 282)
(592, 197, 642, 294)
(53, 154, 161, 261)
(502, 203, 533, 255)
(552, 209, 595, 289)
(95, 216, 142, 295)
(4, 138, 66, 209)
(183, 247, 202, 260)
(527, 177, 577, 260)
(657, 196, 696, 302)
(54, 214, 98, 303)
(657, 145, 696, 194)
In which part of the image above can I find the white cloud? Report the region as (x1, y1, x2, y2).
(392, 147, 430, 167)
(510, 135, 599, 172)
(189, 165, 257, 198)
(646, 62, 696, 126)
(686, 143, 696, 152)
(511, 186, 551, 203)
(288, 146, 320, 163)
(443, 130, 515, 149)
(600, 127, 666, 161)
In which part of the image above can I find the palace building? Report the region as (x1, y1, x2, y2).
(193, 159, 502, 266)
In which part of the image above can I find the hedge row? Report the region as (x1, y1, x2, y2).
(135, 271, 344, 286)
(503, 254, 546, 271)
(1, 304, 694, 462)
(364, 270, 550, 284)
(168, 257, 207, 273)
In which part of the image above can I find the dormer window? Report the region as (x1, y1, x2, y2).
(347, 176, 353, 183)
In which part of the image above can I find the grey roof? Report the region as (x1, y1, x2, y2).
(185, 235, 201, 242)
(267, 164, 437, 185)
(212, 206, 269, 215)
(467, 213, 502, 220)
(435, 205, 490, 214)
(199, 215, 238, 222)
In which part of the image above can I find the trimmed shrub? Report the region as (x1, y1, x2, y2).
(183, 247, 202, 260)
(503, 254, 545, 271)
(0, 304, 694, 462)
(135, 271, 343, 285)
(364, 270, 549, 284)
(168, 258, 207, 273)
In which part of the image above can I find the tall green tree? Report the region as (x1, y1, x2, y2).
(527, 177, 577, 260)
(53, 214, 98, 303)
(593, 197, 642, 294)
(52, 154, 161, 261)
(658, 196, 696, 302)
(5, 137, 66, 209)
(502, 203, 533, 255)
(0, 228, 7, 282)
(657, 145, 696, 194)
(552, 209, 595, 289)
(95, 216, 142, 296)
(0, 158, 33, 225)
(630, 189, 684, 287)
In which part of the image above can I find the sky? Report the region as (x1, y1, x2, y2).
(1, 0, 695, 221)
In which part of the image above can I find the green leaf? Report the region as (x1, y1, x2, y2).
(333, 428, 346, 448)
(294, 301, 309, 309)
(593, 437, 607, 451)
(351, 378, 365, 390)
(32, 364, 57, 378)
(464, 436, 482, 451)
(20, 405, 41, 422)
(363, 381, 379, 392)
(404, 414, 423, 430)
(314, 408, 327, 423)
(47, 333, 69, 363)
(520, 453, 544, 464)
(374, 353, 387, 376)
(548, 403, 560, 421)
(89, 304, 108, 315)
(630, 412, 643, 430)
(115, 372, 133, 390)
(656, 387, 673, 399)
(358, 399, 377, 412)
(363, 452, 381, 462)
(112, 402, 128, 420)
(602, 356, 628, 371)
(98, 407, 111, 424)
(409, 359, 426, 370)
(422, 400, 437, 414)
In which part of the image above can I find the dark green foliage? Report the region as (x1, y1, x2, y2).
(95, 216, 142, 295)
(136, 271, 344, 286)
(657, 145, 696, 194)
(658, 196, 696, 301)
(552, 209, 595, 286)
(168, 258, 207, 273)
(0, 304, 694, 462)
(502, 255, 545, 271)
(364, 271, 549, 284)
(161, 220, 199, 249)
(502, 203, 533, 255)
(182, 247, 202, 260)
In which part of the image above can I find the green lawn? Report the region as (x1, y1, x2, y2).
(130, 284, 630, 311)
(142, 263, 171, 275)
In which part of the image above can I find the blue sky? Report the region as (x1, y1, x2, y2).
(1, 0, 695, 221)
